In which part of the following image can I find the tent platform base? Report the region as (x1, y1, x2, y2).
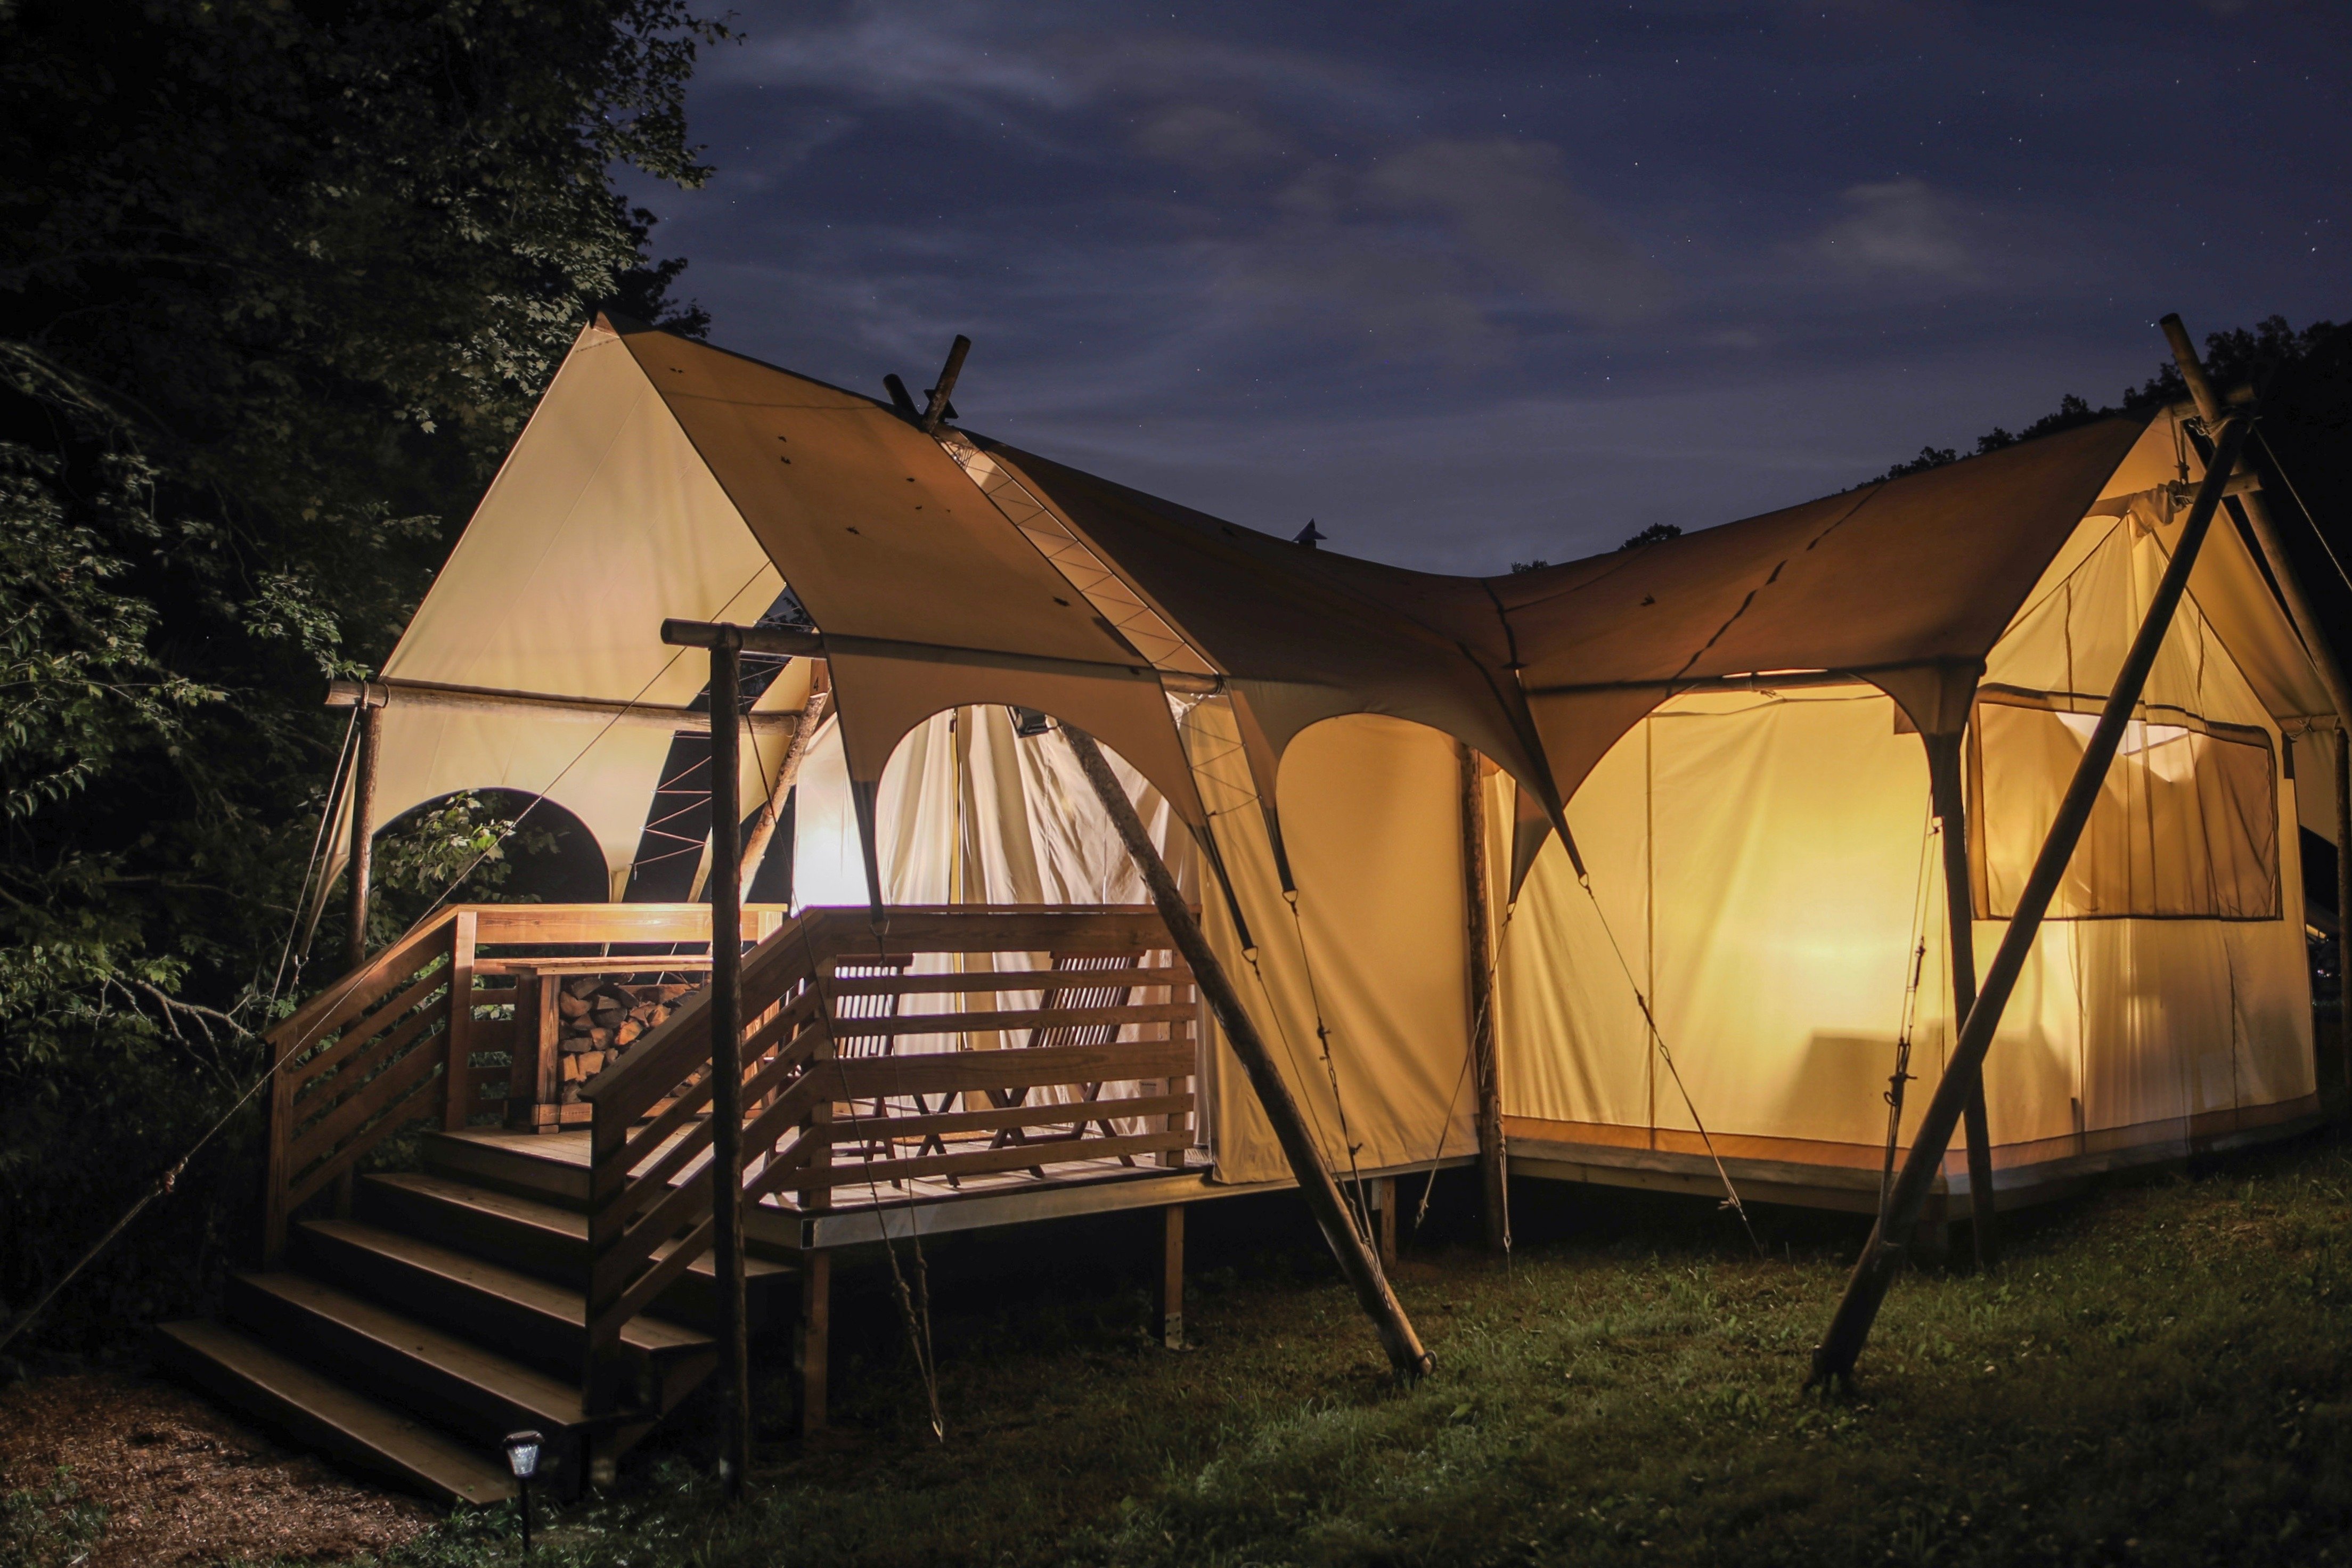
(1506, 1093, 2331, 1232)
(438, 1125, 1222, 1254)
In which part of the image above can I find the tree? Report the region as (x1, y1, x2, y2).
(1865, 317, 2339, 485)
(0, 0, 722, 1348)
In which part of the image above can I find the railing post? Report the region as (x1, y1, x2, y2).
(263, 1026, 297, 1266)
(443, 911, 477, 1132)
(799, 968, 834, 1436)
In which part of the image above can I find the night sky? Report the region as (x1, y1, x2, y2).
(620, 2, 2350, 573)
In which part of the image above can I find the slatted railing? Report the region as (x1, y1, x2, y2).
(260, 904, 782, 1263)
(580, 905, 1197, 1412)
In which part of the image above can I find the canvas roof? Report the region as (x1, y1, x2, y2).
(373, 316, 2337, 897)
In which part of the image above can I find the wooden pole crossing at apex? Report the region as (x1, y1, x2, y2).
(1808, 404, 2257, 1386)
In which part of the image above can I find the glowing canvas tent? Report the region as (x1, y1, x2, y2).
(1492, 415, 2339, 1212)
(353, 313, 2342, 1218)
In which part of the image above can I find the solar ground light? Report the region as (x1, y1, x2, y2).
(502, 1430, 543, 1553)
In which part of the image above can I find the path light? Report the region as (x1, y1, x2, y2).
(503, 1430, 543, 1554)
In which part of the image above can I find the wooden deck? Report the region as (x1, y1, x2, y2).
(438, 1124, 1224, 1252)
(162, 902, 1277, 1502)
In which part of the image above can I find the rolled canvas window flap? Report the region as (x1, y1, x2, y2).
(1970, 689, 2280, 920)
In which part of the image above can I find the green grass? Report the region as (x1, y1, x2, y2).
(352, 1132, 2352, 1567)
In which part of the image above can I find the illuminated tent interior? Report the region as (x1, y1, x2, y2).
(349, 314, 2342, 1212)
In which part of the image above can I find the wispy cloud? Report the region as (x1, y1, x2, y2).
(1810, 177, 1982, 283)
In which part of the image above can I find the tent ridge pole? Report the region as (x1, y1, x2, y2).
(1808, 410, 2255, 1388)
(1060, 723, 1433, 1379)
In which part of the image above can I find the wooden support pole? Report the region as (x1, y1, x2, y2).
(1809, 412, 2253, 1387)
(797, 1251, 830, 1435)
(1158, 1205, 1185, 1349)
(345, 702, 381, 972)
(1373, 1177, 1398, 1272)
(1459, 742, 1508, 1253)
(705, 635, 752, 1499)
(1923, 733, 1997, 1268)
(1061, 724, 1433, 1379)
(2161, 314, 2352, 1091)
(2341, 728, 2351, 1093)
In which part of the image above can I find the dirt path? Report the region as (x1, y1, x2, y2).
(0, 1369, 434, 1567)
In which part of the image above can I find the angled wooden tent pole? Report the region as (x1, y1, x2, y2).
(739, 678, 830, 897)
(2160, 313, 2352, 1087)
(665, 621, 752, 1500)
(1809, 410, 2255, 1387)
(1921, 732, 1997, 1268)
(1060, 723, 1435, 1379)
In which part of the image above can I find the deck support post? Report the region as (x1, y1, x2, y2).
(797, 1251, 830, 1435)
(1923, 732, 1997, 1268)
(1460, 743, 1508, 1253)
(1809, 411, 2253, 1387)
(705, 635, 752, 1499)
(1061, 724, 1433, 1379)
(345, 698, 381, 971)
(1158, 1206, 1185, 1349)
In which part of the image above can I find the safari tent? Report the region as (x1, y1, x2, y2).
(164, 312, 2345, 1502)
(354, 314, 2342, 1211)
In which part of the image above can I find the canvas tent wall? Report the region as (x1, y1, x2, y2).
(350, 311, 2339, 1214)
(340, 316, 1495, 1189)
(1493, 414, 2337, 1206)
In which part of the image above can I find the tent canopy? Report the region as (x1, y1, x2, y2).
(374, 314, 2338, 903)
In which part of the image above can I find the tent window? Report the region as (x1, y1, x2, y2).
(1969, 689, 2278, 921)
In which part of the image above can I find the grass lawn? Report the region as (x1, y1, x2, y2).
(23, 1130, 2352, 1568)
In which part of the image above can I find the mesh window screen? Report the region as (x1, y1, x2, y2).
(1970, 690, 2279, 921)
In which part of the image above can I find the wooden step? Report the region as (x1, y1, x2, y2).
(296, 1219, 714, 1385)
(422, 1131, 803, 1257)
(153, 1319, 514, 1507)
(357, 1171, 585, 1278)
(423, 1131, 588, 1208)
(224, 1272, 592, 1492)
(355, 1171, 796, 1332)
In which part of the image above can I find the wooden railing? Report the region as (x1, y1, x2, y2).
(260, 903, 781, 1263)
(580, 905, 1196, 1412)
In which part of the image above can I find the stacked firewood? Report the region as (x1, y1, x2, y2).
(555, 977, 696, 1101)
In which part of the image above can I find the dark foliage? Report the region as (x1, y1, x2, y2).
(0, 0, 721, 1351)
(1867, 316, 2340, 484)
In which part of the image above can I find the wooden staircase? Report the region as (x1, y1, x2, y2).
(157, 902, 1196, 1505)
(158, 1131, 792, 1505)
